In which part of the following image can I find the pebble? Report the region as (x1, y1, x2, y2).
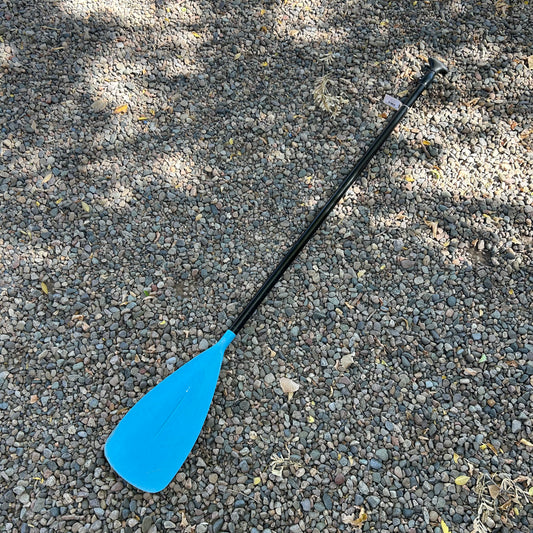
(375, 448, 389, 462)
(367, 496, 381, 509)
(322, 493, 333, 510)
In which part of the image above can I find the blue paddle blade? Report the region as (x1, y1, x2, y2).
(105, 330, 235, 493)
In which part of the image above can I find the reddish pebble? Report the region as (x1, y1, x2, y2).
(334, 472, 345, 485)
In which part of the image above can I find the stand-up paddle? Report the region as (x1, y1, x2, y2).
(105, 58, 448, 493)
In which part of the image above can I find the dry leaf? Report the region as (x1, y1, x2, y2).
(339, 354, 354, 370)
(41, 282, 49, 294)
(440, 519, 450, 533)
(191, 31, 201, 38)
(528, 55, 533, 69)
(519, 438, 533, 447)
(424, 219, 438, 238)
(234, 52, 241, 60)
(455, 475, 470, 486)
(464, 368, 479, 376)
(422, 139, 431, 146)
(342, 507, 367, 526)
(180, 512, 188, 527)
(488, 484, 501, 499)
(279, 377, 299, 401)
(405, 175, 415, 182)
(81, 201, 91, 212)
(486, 443, 498, 455)
(453, 452, 460, 464)
(113, 103, 128, 114)
(42, 173, 53, 184)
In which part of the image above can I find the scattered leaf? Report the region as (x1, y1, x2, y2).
(43, 173, 53, 184)
(440, 519, 450, 533)
(261, 61, 268, 67)
(191, 31, 201, 38)
(479, 354, 487, 363)
(519, 438, 533, 447)
(528, 55, 533, 69)
(307, 415, 315, 423)
(30, 395, 39, 404)
(342, 507, 367, 526)
(41, 282, 49, 294)
(424, 219, 438, 238)
(180, 512, 188, 527)
(422, 139, 431, 145)
(488, 484, 501, 499)
(405, 175, 415, 182)
(113, 103, 128, 114)
(486, 442, 499, 455)
(339, 354, 354, 371)
(279, 377, 299, 401)
(464, 368, 479, 376)
(455, 475, 470, 486)
(253, 476, 261, 485)
(234, 52, 241, 60)
(81, 201, 91, 212)
(137, 116, 148, 121)
(529, 487, 533, 497)
(453, 452, 460, 464)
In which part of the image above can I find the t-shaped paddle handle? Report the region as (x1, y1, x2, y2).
(428, 57, 448, 76)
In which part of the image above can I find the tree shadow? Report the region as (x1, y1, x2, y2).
(0, 0, 532, 530)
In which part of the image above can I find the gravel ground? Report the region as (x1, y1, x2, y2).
(1, 0, 532, 532)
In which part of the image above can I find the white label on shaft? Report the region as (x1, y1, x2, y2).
(383, 94, 402, 110)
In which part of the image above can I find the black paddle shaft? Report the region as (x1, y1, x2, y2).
(230, 58, 448, 334)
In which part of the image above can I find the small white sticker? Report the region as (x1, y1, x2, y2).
(383, 94, 402, 110)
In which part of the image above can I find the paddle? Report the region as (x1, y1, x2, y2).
(105, 58, 448, 492)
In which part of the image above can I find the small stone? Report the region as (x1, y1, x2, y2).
(358, 480, 370, 495)
(301, 499, 311, 512)
(322, 492, 333, 510)
(369, 459, 382, 470)
(375, 448, 389, 462)
(367, 495, 380, 509)
(511, 420, 522, 433)
(334, 472, 345, 485)
(264, 373, 275, 385)
(198, 339, 209, 351)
